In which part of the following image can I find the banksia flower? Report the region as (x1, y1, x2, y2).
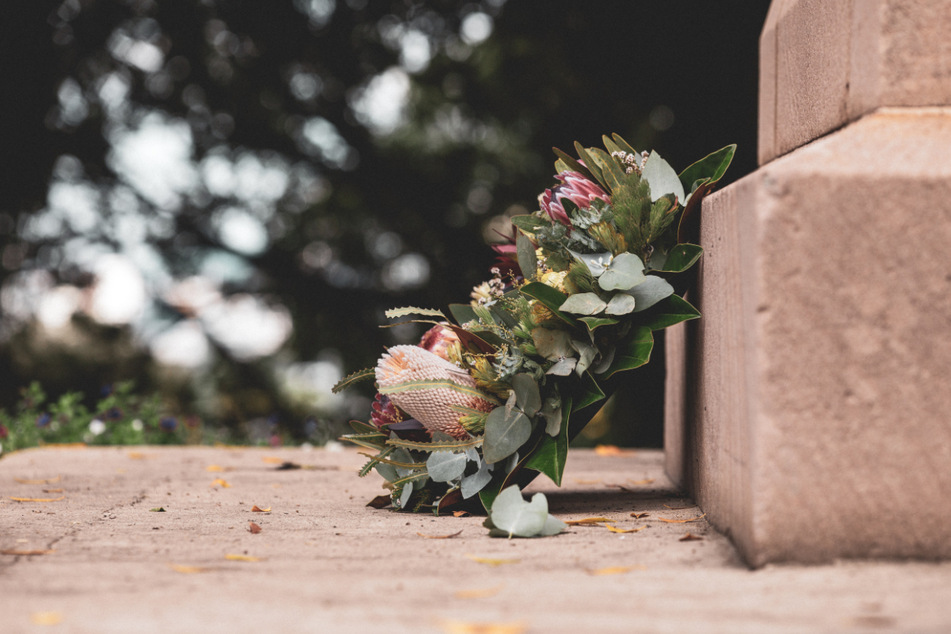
(540, 171, 610, 226)
(375, 345, 495, 440)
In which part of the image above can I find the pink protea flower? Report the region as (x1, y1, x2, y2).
(375, 345, 494, 440)
(418, 324, 460, 362)
(540, 171, 610, 226)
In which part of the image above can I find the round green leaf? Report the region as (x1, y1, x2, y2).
(426, 451, 468, 483)
(628, 275, 674, 312)
(559, 292, 607, 315)
(597, 253, 646, 291)
(483, 407, 532, 464)
(605, 293, 637, 315)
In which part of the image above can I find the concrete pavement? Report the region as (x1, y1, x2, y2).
(2, 445, 949, 633)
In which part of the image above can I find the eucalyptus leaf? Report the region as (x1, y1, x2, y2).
(512, 373, 541, 417)
(642, 150, 686, 203)
(559, 292, 607, 315)
(483, 406, 532, 464)
(546, 357, 577, 376)
(568, 249, 613, 277)
(627, 275, 674, 312)
(486, 486, 565, 538)
(461, 459, 493, 499)
(532, 327, 573, 360)
(426, 451, 468, 483)
(571, 339, 598, 376)
(579, 315, 619, 333)
(516, 233, 537, 281)
(540, 395, 563, 436)
(399, 481, 414, 509)
(373, 462, 399, 483)
(605, 293, 637, 315)
(597, 252, 646, 291)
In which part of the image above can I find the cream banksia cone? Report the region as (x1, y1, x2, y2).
(375, 345, 494, 440)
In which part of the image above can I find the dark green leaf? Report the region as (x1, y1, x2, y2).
(600, 326, 654, 379)
(679, 144, 736, 194)
(655, 243, 702, 273)
(516, 233, 537, 282)
(510, 214, 551, 234)
(523, 397, 571, 486)
(519, 282, 578, 326)
(573, 142, 607, 191)
(571, 371, 605, 411)
(638, 294, 701, 331)
(579, 315, 619, 333)
(448, 303, 478, 325)
(584, 147, 626, 192)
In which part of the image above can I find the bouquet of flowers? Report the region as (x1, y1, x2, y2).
(334, 134, 734, 516)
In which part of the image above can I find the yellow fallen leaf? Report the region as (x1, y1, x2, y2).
(250, 505, 271, 512)
(565, 517, 616, 526)
(627, 478, 656, 486)
(210, 478, 231, 488)
(1, 549, 55, 556)
(594, 444, 634, 456)
(417, 530, 463, 539)
(43, 488, 64, 493)
(261, 456, 285, 464)
(454, 584, 503, 599)
(439, 620, 527, 634)
(606, 524, 647, 534)
(225, 554, 261, 562)
(658, 513, 707, 524)
(31, 612, 63, 626)
(465, 554, 520, 567)
(127, 451, 151, 459)
(630, 512, 650, 519)
(588, 565, 647, 576)
(14, 476, 60, 485)
(572, 478, 602, 485)
(9, 496, 65, 502)
(205, 465, 228, 472)
(452, 510, 471, 517)
(169, 564, 210, 574)
(679, 532, 704, 542)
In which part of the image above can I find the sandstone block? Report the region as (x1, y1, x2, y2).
(759, 0, 951, 164)
(668, 109, 951, 566)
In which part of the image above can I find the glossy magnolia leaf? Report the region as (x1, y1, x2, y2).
(485, 486, 566, 538)
(605, 293, 637, 315)
(579, 315, 618, 333)
(448, 303, 477, 325)
(483, 407, 531, 464)
(512, 373, 541, 417)
(559, 292, 606, 315)
(516, 233, 537, 281)
(597, 252, 646, 291)
(519, 282, 577, 326)
(571, 371, 605, 411)
(679, 144, 736, 197)
(655, 243, 702, 273)
(523, 400, 571, 486)
(427, 451, 469, 483)
(642, 150, 685, 203)
(600, 326, 654, 378)
(638, 294, 701, 330)
(628, 275, 674, 312)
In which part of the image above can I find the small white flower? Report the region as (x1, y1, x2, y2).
(89, 419, 106, 436)
(131, 419, 144, 432)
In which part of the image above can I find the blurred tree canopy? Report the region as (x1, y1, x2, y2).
(0, 0, 769, 444)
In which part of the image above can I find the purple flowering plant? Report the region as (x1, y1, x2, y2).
(335, 135, 734, 520)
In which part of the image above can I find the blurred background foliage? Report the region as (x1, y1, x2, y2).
(0, 0, 769, 447)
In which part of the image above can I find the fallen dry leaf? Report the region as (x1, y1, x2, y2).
(594, 444, 635, 456)
(205, 465, 229, 472)
(225, 553, 261, 562)
(658, 513, 707, 524)
(248, 522, 262, 534)
(366, 495, 391, 509)
(606, 524, 647, 534)
(663, 503, 696, 510)
(14, 476, 60, 485)
(452, 510, 471, 518)
(439, 620, 527, 634)
(42, 488, 64, 493)
(454, 585, 503, 599)
(572, 478, 602, 485)
(127, 451, 148, 459)
(149, 507, 166, 512)
(261, 456, 285, 464)
(30, 612, 63, 626)
(679, 532, 704, 542)
(9, 496, 65, 503)
(250, 505, 271, 513)
(630, 512, 650, 519)
(210, 478, 231, 488)
(169, 564, 210, 574)
(465, 554, 520, 567)
(587, 564, 647, 576)
(1, 549, 55, 556)
(627, 478, 656, 486)
(416, 530, 463, 539)
(565, 517, 616, 526)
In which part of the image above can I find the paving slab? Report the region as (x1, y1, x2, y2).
(2, 446, 950, 633)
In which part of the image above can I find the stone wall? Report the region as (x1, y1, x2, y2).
(665, 0, 951, 567)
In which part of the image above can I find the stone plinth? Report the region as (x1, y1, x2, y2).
(759, 0, 951, 164)
(666, 109, 951, 566)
